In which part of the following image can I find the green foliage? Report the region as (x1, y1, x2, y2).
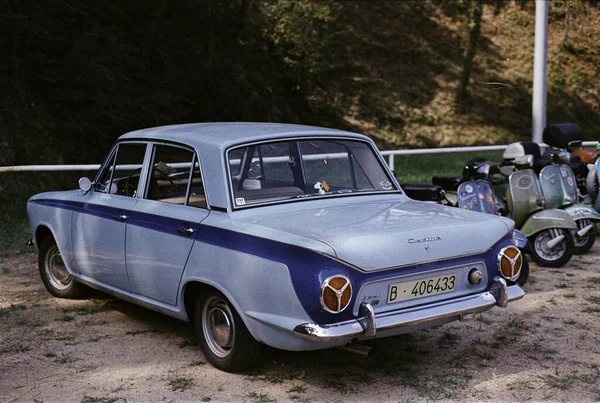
(264, 0, 338, 91)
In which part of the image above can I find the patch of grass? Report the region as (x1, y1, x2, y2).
(438, 331, 461, 346)
(43, 351, 57, 358)
(38, 328, 54, 336)
(564, 293, 576, 299)
(14, 344, 33, 353)
(563, 319, 577, 325)
(245, 392, 276, 403)
(86, 335, 110, 343)
(81, 319, 108, 326)
(393, 151, 504, 184)
(583, 306, 600, 313)
(555, 283, 570, 289)
(61, 306, 101, 316)
(546, 297, 557, 305)
(189, 360, 206, 367)
(588, 277, 600, 284)
(55, 336, 75, 341)
(57, 314, 74, 322)
(81, 396, 117, 403)
(1, 267, 9, 274)
(584, 295, 600, 305)
(202, 397, 211, 402)
(178, 339, 199, 348)
(169, 376, 193, 392)
(0, 304, 27, 317)
(540, 370, 574, 390)
(287, 384, 307, 394)
(248, 372, 298, 385)
(54, 353, 77, 364)
(126, 329, 151, 336)
(126, 328, 162, 336)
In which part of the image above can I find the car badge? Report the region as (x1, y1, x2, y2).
(407, 236, 441, 244)
(425, 245, 430, 251)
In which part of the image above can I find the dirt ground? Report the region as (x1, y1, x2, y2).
(1, 244, 600, 403)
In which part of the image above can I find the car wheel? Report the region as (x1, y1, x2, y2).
(530, 228, 574, 268)
(195, 291, 261, 372)
(38, 237, 86, 298)
(573, 219, 596, 255)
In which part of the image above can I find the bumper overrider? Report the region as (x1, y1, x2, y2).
(294, 277, 524, 342)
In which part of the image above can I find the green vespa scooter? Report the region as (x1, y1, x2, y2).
(539, 164, 600, 254)
(506, 169, 577, 268)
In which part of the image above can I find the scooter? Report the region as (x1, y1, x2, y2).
(504, 169, 577, 267)
(539, 163, 600, 254)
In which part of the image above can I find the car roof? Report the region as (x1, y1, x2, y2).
(118, 122, 368, 149)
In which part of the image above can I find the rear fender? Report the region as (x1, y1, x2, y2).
(521, 209, 578, 237)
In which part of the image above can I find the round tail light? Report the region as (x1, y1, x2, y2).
(498, 246, 522, 281)
(320, 275, 352, 314)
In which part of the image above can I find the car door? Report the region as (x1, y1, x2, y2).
(125, 143, 209, 305)
(71, 142, 149, 291)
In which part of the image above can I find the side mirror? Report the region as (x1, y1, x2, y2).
(79, 177, 92, 192)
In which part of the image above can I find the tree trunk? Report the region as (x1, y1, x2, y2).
(456, 0, 483, 105)
(563, 0, 570, 45)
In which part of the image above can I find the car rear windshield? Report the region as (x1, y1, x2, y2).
(227, 139, 398, 208)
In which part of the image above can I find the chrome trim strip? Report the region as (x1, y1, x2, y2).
(294, 281, 524, 342)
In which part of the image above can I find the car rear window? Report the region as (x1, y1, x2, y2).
(227, 139, 397, 208)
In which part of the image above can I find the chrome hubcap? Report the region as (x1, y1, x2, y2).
(45, 245, 71, 290)
(202, 296, 234, 358)
(534, 229, 567, 261)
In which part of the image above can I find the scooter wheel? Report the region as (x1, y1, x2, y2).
(530, 228, 574, 268)
(573, 220, 596, 255)
(508, 255, 529, 287)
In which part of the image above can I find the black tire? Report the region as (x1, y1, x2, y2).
(194, 290, 261, 373)
(508, 255, 529, 287)
(530, 228, 574, 268)
(573, 220, 596, 255)
(38, 236, 86, 298)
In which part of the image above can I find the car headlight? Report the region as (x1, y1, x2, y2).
(320, 275, 352, 314)
(497, 246, 522, 281)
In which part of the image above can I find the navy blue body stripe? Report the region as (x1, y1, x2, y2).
(31, 198, 511, 324)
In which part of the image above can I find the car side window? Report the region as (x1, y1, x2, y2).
(96, 143, 147, 197)
(146, 144, 207, 208)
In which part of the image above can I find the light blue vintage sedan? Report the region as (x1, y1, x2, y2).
(27, 123, 525, 372)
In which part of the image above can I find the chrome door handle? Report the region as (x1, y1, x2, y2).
(113, 214, 128, 221)
(177, 227, 195, 235)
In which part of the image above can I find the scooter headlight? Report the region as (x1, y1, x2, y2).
(497, 246, 522, 281)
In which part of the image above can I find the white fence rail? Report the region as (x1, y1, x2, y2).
(1, 142, 598, 173)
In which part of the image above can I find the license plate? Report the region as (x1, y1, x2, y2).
(387, 274, 456, 304)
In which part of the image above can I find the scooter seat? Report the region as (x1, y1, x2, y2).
(432, 175, 462, 190)
(402, 184, 445, 202)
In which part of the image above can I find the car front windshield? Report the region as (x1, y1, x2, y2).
(228, 139, 398, 208)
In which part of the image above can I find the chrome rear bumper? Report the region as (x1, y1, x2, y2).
(294, 277, 524, 342)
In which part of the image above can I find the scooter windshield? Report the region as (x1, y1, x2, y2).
(457, 180, 498, 214)
(508, 169, 544, 227)
(539, 165, 577, 209)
